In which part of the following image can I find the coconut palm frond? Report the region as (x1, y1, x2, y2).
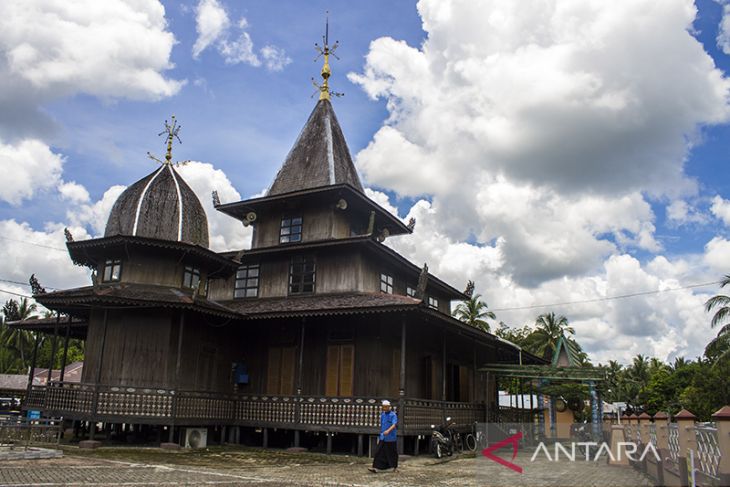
(705, 294, 730, 313)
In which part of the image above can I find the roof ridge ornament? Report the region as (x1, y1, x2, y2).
(312, 12, 343, 101)
(147, 115, 190, 167)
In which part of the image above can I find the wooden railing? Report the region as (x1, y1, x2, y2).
(25, 382, 489, 434)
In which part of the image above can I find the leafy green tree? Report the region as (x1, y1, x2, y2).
(495, 322, 532, 345)
(453, 293, 496, 332)
(705, 275, 730, 364)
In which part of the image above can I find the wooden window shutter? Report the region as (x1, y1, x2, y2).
(391, 349, 401, 397)
(325, 345, 340, 396)
(266, 347, 282, 395)
(280, 346, 296, 395)
(339, 344, 354, 397)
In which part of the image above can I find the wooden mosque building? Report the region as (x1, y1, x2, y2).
(15, 33, 542, 452)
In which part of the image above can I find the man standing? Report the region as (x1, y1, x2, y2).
(369, 400, 398, 473)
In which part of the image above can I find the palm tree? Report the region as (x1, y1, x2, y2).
(704, 275, 730, 363)
(671, 357, 688, 371)
(453, 294, 496, 332)
(1, 298, 37, 365)
(525, 312, 574, 358)
(604, 360, 624, 402)
(630, 354, 650, 388)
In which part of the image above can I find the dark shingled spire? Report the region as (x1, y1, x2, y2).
(105, 163, 209, 248)
(268, 99, 364, 196)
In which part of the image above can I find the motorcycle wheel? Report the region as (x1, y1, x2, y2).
(434, 440, 443, 459)
(465, 433, 477, 452)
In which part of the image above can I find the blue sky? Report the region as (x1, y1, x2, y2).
(2, 0, 730, 363)
(17, 1, 425, 223)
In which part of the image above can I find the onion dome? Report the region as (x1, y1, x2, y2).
(104, 116, 209, 247)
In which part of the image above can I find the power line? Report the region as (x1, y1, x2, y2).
(490, 280, 722, 313)
(0, 287, 32, 299)
(0, 278, 58, 291)
(0, 235, 66, 252)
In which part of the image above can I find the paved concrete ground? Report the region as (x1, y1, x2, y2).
(0, 446, 655, 486)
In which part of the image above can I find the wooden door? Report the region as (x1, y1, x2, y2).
(325, 344, 354, 396)
(266, 346, 296, 395)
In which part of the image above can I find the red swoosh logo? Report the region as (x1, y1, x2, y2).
(482, 432, 523, 473)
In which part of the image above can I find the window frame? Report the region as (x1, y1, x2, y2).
(279, 216, 303, 244)
(182, 265, 201, 290)
(288, 255, 316, 295)
(234, 263, 260, 298)
(428, 296, 439, 310)
(380, 273, 394, 294)
(102, 258, 122, 283)
(406, 286, 416, 298)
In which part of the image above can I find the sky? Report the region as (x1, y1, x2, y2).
(1, 0, 730, 365)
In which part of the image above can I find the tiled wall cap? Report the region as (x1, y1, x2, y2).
(674, 409, 697, 420)
(711, 405, 730, 419)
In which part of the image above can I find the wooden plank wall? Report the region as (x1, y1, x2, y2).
(252, 204, 351, 249)
(81, 308, 174, 388)
(81, 307, 500, 404)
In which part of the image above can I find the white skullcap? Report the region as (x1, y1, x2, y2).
(382, 400, 391, 406)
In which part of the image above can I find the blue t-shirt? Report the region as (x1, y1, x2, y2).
(380, 410, 398, 442)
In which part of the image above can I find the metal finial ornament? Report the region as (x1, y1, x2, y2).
(312, 12, 343, 100)
(147, 115, 190, 167)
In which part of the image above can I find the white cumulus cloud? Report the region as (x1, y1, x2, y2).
(192, 0, 230, 59)
(0, 0, 184, 101)
(350, 0, 730, 362)
(710, 195, 730, 226)
(0, 138, 64, 205)
(191, 0, 290, 71)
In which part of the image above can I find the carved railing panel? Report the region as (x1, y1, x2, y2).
(444, 401, 486, 427)
(402, 398, 443, 432)
(176, 391, 236, 421)
(96, 386, 172, 418)
(236, 395, 296, 424)
(46, 382, 93, 414)
(25, 385, 47, 409)
(299, 397, 382, 429)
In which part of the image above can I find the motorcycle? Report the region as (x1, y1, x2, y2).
(430, 416, 461, 459)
